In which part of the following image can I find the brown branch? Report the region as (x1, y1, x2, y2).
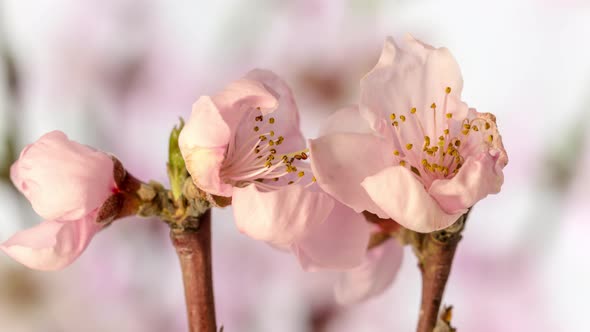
(170, 210, 217, 332)
(415, 217, 465, 332)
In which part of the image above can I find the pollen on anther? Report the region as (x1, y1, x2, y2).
(269, 117, 275, 124)
(393, 150, 400, 156)
(431, 103, 437, 109)
(485, 122, 491, 130)
(269, 140, 275, 146)
(446, 87, 452, 94)
(410, 107, 417, 114)
(400, 115, 406, 122)
(270, 148, 277, 154)
(260, 135, 267, 141)
(254, 126, 259, 132)
(446, 113, 453, 119)
(390, 113, 396, 120)
(392, 121, 399, 127)
(406, 143, 413, 150)
(312, 176, 317, 182)
(454, 140, 461, 147)
(444, 129, 450, 135)
(270, 130, 275, 136)
(399, 160, 406, 166)
(488, 135, 494, 142)
(298, 171, 305, 178)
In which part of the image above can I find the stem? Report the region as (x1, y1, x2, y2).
(414, 216, 465, 332)
(170, 210, 217, 332)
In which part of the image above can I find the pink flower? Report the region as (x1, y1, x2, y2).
(1, 131, 115, 270)
(310, 36, 508, 233)
(179, 69, 371, 269)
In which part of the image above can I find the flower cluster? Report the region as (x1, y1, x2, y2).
(1, 35, 506, 303)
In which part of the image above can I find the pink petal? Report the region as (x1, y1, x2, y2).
(245, 69, 304, 142)
(181, 145, 232, 197)
(318, 105, 373, 136)
(361, 166, 464, 233)
(309, 133, 391, 218)
(334, 239, 403, 304)
(429, 152, 505, 214)
(292, 200, 372, 271)
(232, 183, 334, 247)
(179, 79, 278, 149)
(360, 36, 466, 140)
(10, 131, 114, 221)
(0, 213, 101, 271)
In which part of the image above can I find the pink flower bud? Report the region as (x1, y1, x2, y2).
(1, 131, 115, 270)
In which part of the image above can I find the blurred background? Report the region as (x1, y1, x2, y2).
(1, 0, 589, 331)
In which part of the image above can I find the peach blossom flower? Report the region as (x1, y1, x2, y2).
(1, 131, 115, 270)
(310, 36, 508, 233)
(179, 69, 371, 269)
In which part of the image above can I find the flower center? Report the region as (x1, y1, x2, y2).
(388, 87, 497, 185)
(221, 108, 316, 191)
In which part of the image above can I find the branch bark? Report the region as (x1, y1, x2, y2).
(414, 217, 465, 332)
(170, 210, 217, 332)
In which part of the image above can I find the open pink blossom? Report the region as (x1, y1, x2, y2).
(1, 131, 115, 270)
(179, 69, 371, 269)
(310, 36, 508, 233)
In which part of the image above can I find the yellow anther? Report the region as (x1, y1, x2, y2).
(255, 148, 260, 153)
(472, 125, 479, 132)
(265, 161, 272, 168)
(488, 135, 494, 142)
(446, 113, 453, 119)
(410, 107, 417, 114)
(390, 113, 396, 120)
(273, 177, 279, 182)
(266, 155, 275, 161)
(399, 160, 406, 166)
(462, 129, 470, 135)
(254, 126, 259, 132)
(255, 115, 263, 121)
(268, 140, 275, 146)
(406, 143, 413, 150)
(431, 102, 437, 109)
(463, 124, 471, 130)
(444, 129, 450, 135)
(393, 150, 400, 156)
(439, 136, 445, 141)
(392, 121, 399, 127)
(270, 148, 277, 154)
(421, 159, 428, 165)
(298, 171, 305, 178)
(400, 115, 406, 122)
(269, 117, 275, 124)
(259, 135, 267, 141)
(454, 140, 461, 147)
(312, 176, 317, 182)
(270, 130, 275, 136)
(424, 136, 431, 146)
(446, 86, 452, 94)
(485, 122, 491, 130)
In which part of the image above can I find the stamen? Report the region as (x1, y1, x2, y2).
(410, 107, 417, 114)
